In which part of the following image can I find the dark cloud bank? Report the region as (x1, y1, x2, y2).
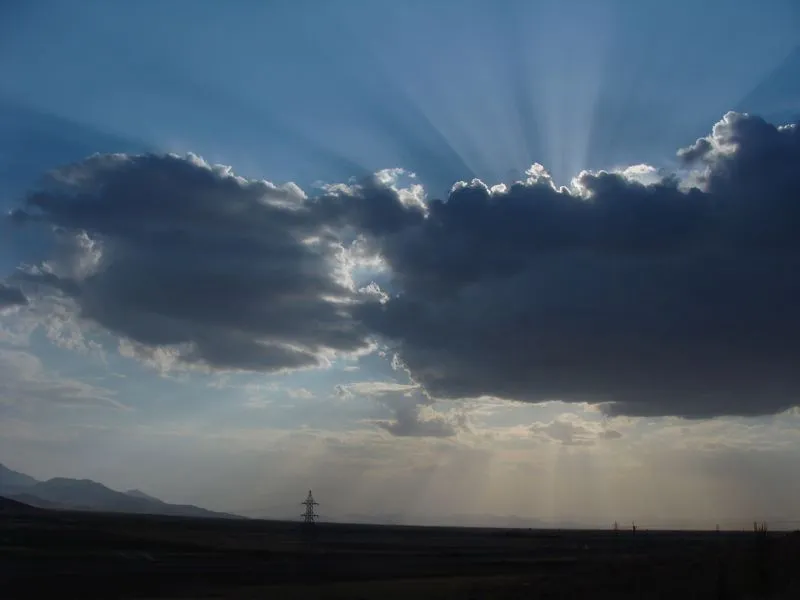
(6, 112, 800, 419)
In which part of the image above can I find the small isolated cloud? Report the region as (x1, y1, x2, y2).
(287, 387, 315, 400)
(343, 381, 419, 396)
(0, 348, 125, 410)
(530, 414, 622, 446)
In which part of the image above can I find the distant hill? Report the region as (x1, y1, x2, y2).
(0, 463, 39, 492)
(0, 462, 242, 520)
(125, 489, 160, 502)
(3, 492, 70, 511)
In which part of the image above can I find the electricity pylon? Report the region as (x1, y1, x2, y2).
(301, 490, 319, 525)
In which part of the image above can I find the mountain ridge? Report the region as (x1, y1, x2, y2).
(0, 462, 242, 520)
(126, 488, 160, 501)
(0, 462, 40, 491)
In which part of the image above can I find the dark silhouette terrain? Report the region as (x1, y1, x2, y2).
(2, 498, 799, 599)
(0, 463, 238, 519)
(0, 495, 43, 514)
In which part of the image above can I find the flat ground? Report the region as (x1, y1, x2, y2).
(2, 509, 799, 599)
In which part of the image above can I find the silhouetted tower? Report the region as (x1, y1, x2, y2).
(301, 490, 319, 525)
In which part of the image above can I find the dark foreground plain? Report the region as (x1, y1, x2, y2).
(2, 507, 800, 599)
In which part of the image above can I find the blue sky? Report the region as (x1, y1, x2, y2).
(1, 0, 799, 528)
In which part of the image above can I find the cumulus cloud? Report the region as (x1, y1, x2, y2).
(9, 152, 421, 373)
(338, 379, 461, 437)
(357, 112, 800, 418)
(8, 112, 800, 418)
(373, 402, 459, 438)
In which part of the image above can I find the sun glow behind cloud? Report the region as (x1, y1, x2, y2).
(0, 0, 796, 196)
(327, 0, 618, 187)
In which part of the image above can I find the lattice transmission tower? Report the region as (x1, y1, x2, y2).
(301, 490, 319, 525)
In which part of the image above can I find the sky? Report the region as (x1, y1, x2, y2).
(1, 0, 799, 529)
